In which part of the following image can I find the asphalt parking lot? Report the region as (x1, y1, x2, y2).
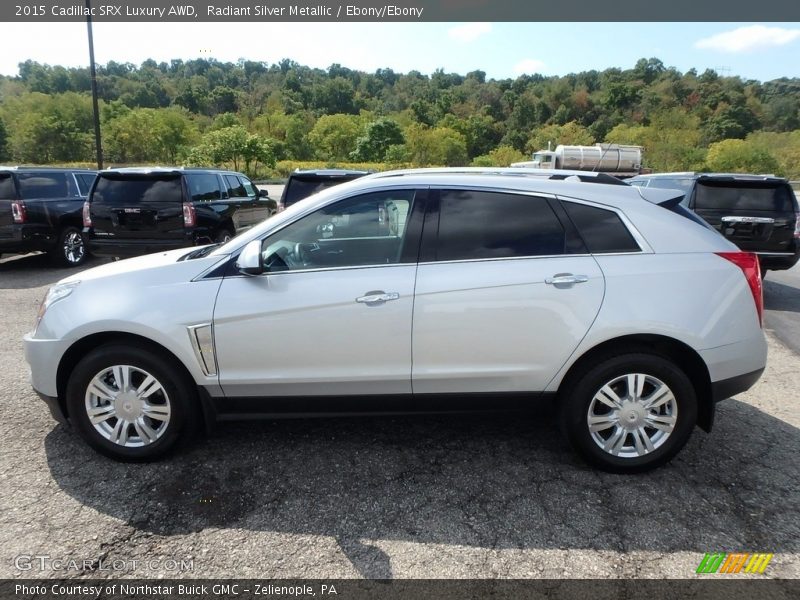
(0, 251, 798, 580)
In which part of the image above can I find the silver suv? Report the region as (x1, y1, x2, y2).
(24, 169, 767, 472)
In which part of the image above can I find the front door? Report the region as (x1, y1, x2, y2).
(213, 188, 424, 398)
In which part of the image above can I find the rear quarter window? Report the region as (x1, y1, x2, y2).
(562, 201, 640, 253)
(17, 173, 71, 199)
(0, 174, 14, 199)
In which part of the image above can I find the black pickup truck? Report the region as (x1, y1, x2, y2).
(84, 167, 276, 258)
(0, 167, 97, 266)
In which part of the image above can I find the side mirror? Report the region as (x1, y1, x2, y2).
(235, 240, 264, 276)
(258, 189, 269, 198)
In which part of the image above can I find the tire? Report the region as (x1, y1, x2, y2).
(50, 226, 88, 267)
(215, 229, 234, 244)
(65, 344, 197, 461)
(559, 353, 697, 473)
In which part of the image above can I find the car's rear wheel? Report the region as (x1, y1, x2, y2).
(66, 344, 195, 461)
(50, 227, 88, 267)
(215, 229, 234, 244)
(559, 353, 697, 473)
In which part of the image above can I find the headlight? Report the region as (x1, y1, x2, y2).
(35, 281, 81, 331)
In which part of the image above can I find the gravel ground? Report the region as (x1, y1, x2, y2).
(0, 252, 798, 580)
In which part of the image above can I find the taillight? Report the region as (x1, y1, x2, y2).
(716, 251, 763, 326)
(82, 201, 92, 227)
(182, 202, 196, 227)
(11, 200, 26, 223)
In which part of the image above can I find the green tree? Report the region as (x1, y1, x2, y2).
(405, 125, 468, 166)
(350, 117, 404, 161)
(526, 121, 595, 154)
(705, 138, 781, 175)
(471, 145, 527, 166)
(308, 113, 362, 161)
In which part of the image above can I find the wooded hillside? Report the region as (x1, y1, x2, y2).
(1, 57, 798, 178)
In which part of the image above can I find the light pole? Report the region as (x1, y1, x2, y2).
(86, 0, 103, 169)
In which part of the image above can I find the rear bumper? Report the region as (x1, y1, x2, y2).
(87, 237, 192, 257)
(711, 368, 765, 402)
(0, 224, 56, 253)
(757, 247, 800, 271)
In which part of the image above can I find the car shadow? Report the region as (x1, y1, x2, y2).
(764, 279, 800, 314)
(44, 400, 799, 578)
(0, 254, 109, 289)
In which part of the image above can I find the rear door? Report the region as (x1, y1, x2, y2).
(691, 178, 798, 254)
(89, 173, 185, 241)
(412, 188, 605, 394)
(221, 174, 254, 230)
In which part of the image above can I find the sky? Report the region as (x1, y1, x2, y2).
(0, 22, 799, 82)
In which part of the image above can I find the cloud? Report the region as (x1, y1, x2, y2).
(695, 25, 800, 53)
(513, 59, 547, 75)
(447, 23, 491, 43)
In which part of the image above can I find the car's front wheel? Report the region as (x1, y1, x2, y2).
(559, 353, 697, 473)
(66, 344, 195, 461)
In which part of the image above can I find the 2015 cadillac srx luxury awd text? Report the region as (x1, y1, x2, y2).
(24, 169, 767, 472)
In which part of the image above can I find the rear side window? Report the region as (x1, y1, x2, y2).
(695, 182, 795, 212)
(435, 190, 567, 261)
(224, 175, 247, 198)
(562, 201, 640, 253)
(92, 176, 183, 205)
(186, 173, 222, 202)
(0, 174, 14, 199)
(16, 173, 70, 199)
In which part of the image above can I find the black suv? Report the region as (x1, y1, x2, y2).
(0, 167, 97, 266)
(84, 168, 275, 258)
(278, 169, 371, 212)
(629, 172, 800, 273)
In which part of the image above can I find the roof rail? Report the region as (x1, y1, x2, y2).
(368, 167, 627, 185)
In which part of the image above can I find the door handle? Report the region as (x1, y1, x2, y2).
(356, 291, 400, 304)
(545, 274, 589, 286)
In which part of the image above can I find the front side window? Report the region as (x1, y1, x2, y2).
(240, 177, 257, 197)
(261, 190, 414, 272)
(435, 190, 567, 261)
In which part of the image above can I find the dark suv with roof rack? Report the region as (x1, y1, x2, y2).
(628, 172, 800, 274)
(84, 168, 275, 258)
(278, 169, 372, 212)
(0, 167, 97, 266)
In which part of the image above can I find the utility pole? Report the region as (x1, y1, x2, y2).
(86, 0, 103, 169)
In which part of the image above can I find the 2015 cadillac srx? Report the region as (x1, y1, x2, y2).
(24, 169, 767, 472)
